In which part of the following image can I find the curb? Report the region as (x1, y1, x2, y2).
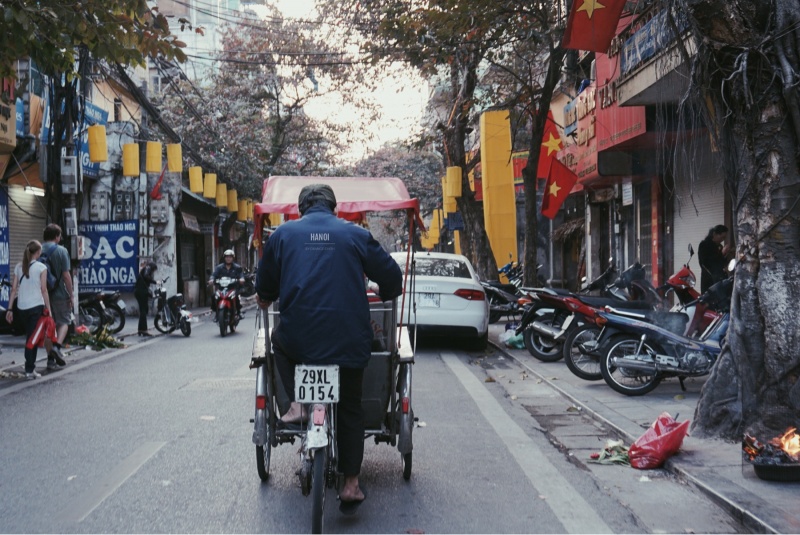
(488, 339, 778, 535)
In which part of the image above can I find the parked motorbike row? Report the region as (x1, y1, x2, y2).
(492, 245, 735, 397)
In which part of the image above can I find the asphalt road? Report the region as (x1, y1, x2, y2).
(0, 318, 743, 533)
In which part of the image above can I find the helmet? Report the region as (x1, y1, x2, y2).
(223, 249, 235, 257)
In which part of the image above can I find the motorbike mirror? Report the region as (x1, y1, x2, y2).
(688, 243, 695, 256)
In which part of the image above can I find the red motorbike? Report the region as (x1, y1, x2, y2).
(214, 276, 241, 337)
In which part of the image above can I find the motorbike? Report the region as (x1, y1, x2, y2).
(0, 275, 24, 336)
(562, 245, 708, 380)
(152, 277, 192, 337)
(213, 276, 241, 337)
(514, 260, 651, 361)
(481, 281, 531, 324)
(594, 263, 735, 396)
(77, 290, 127, 335)
(240, 270, 256, 298)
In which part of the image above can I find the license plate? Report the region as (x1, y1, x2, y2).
(117, 299, 126, 310)
(419, 292, 440, 308)
(295, 365, 339, 403)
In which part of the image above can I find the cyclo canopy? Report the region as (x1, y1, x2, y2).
(253, 176, 425, 241)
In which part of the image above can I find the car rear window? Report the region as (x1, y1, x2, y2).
(411, 258, 472, 278)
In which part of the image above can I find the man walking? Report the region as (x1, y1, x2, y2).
(42, 224, 73, 368)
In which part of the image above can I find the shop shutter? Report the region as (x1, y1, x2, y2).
(7, 185, 48, 268)
(672, 174, 725, 276)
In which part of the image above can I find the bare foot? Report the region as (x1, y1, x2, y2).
(280, 402, 308, 423)
(339, 477, 365, 502)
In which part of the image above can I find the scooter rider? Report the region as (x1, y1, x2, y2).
(209, 249, 245, 321)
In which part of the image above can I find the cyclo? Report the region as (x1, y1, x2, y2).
(248, 176, 422, 533)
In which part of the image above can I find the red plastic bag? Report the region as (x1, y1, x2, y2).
(628, 412, 691, 469)
(26, 309, 57, 350)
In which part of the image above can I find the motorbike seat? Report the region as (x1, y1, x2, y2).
(606, 307, 690, 334)
(536, 287, 571, 296)
(576, 296, 652, 309)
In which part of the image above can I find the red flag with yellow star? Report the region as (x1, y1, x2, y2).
(541, 158, 578, 219)
(537, 111, 563, 179)
(562, 0, 627, 53)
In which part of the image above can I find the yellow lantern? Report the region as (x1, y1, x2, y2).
(446, 166, 462, 197)
(237, 199, 247, 221)
(122, 143, 139, 177)
(188, 166, 203, 193)
(216, 182, 228, 208)
(166, 143, 182, 173)
(203, 173, 217, 199)
(87, 125, 107, 163)
(146, 141, 162, 173)
(227, 188, 238, 212)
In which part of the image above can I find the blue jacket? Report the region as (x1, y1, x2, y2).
(256, 206, 403, 368)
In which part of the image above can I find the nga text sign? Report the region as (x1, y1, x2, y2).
(78, 220, 138, 292)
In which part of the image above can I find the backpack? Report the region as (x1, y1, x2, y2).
(39, 245, 60, 293)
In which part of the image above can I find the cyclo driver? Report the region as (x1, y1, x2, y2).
(256, 184, 402, 515)
(209, 249, 245, 320)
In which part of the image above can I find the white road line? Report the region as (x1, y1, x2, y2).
(441, 352, 613, 534)
(61, 441, 167, 524)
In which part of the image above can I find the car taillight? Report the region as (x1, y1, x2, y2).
(454, 289, 486, 300)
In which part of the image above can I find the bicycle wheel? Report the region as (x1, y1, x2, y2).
(256, 442, 271, 482)
(402, 452, 412, 481)
(311, 448, 328, 534)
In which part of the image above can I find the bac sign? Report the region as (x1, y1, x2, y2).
(78, 220, 138, 292)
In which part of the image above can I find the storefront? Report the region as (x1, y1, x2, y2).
(178, 187, 217, 308)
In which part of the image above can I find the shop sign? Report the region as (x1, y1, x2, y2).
(621, 9, 689, 76)
(0, 98, 16, 154)
(560, 83, 598, 183)
(79, 101, 109, 178)
(596, 40, 646, 150)
(15, 98, 24, 137)
(77, 220, 138, 292)
(0, 188, 9, 309)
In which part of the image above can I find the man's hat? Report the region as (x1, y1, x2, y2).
(298, 183, 337, 215)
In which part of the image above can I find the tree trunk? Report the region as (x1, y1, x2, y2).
(686, 0, 800, 440)
(522, 44, 565, 287)
(441, 53, 498, 281)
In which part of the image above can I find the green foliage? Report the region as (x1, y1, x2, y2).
(0, 0, 196, 78)
(69, 328, 126, 351)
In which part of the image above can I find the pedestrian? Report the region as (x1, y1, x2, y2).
(255, 183, 403, 515)
(134, 261, 158, 336)
(41, 224, 72, 367)
(5, 240, 52, 379)
(698, 224, 732, 293)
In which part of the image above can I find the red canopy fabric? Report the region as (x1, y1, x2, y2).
(254, 176, 424, 230)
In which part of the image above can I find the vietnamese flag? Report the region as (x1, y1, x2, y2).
(150, 163, 167, 200)
(562, 0, 627, 53)
(541, 158, 578, 219)
(537, 111, 563, 179)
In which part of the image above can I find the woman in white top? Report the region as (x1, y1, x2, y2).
(5, 240, 52, 379)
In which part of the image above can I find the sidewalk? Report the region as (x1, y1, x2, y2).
(0, 299, 254, 380)
(488, 323, 799, 534)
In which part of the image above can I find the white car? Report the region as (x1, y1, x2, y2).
(391, 251, 489, 350)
